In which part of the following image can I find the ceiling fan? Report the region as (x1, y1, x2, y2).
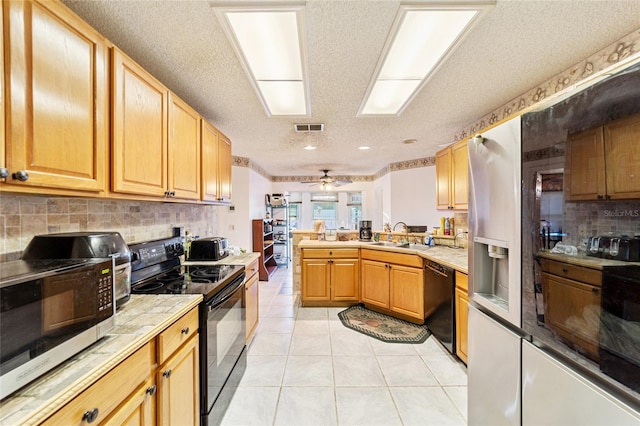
(305, 169, 353, 188)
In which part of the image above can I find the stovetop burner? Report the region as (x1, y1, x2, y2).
(131, 263, 244, 300)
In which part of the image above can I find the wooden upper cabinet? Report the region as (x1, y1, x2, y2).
(3, 0, 108, 192)
(435, 148, 451, 209)
(565, 113, 640, 201)
(218, 133, 232, 203)
(111, 48, 168, 197)
(451, 140, 469, 209)
(168, 93, 201, 200)
(201, 119, 232, 203)
(436, 139, 468, 210)
(565, 127, 606, 201)
(604, 113, 640, 200)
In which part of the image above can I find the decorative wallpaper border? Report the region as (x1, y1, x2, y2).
(454, 28, 640, 142)
(235, 28, 640, 182)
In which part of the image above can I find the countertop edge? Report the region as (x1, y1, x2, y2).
(299, 241, 468, 274)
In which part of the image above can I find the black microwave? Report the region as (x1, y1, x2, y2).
(0, 258, 115, 400)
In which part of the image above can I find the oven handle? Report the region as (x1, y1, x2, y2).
(206, 273, 246, 310)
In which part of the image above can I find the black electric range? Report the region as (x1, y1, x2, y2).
(128, 237, 246, 426)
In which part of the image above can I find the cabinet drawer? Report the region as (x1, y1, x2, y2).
(247, 259, 259, 279)
(302, 248, 359, 259)
(456, 271, 469, 292)
(158, 306, 199, 364)
(360, 249, 423, 268)
(541, 259, 602, 286)
(42, 342, 153, 425)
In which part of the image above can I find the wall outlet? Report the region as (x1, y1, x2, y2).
(229, 224, 235, 231)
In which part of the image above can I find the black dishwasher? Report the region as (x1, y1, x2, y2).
(424, 259, 455, 354)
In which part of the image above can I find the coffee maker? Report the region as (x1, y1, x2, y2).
(359, 220, 372, 241)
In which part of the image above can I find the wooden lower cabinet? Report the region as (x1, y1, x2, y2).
(301, 249, 359, 306)
(102, 378, 156, 426)
(455, 271, 469, 364)
(157, 335, 199, 426)
(360, 250, 425, 324)
(40, 307, 200, 426)
(540, 258, 602, 361)
(42, 343, 154, 426)
(245, 259, 260, 343)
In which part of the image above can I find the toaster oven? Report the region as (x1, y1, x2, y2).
(0, 258, 115, 399)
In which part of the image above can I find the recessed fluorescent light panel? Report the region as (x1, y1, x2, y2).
(358, 1, 494, 116)
(214, 4, 310, 117)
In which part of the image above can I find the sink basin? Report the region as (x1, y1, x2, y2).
(369, 241, 410, 248)
(407, 243, 430, 251)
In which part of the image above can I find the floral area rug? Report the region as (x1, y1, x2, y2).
(338, 304, 431, 344)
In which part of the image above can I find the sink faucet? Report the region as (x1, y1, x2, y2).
(392, 222, 409, 243)
(453, 231, 469, 248)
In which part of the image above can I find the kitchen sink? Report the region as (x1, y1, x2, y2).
(407, 243, 430, 251)
(369, 241, 410, 248)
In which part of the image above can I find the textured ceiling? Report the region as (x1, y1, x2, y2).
(62, 0, 640, 178)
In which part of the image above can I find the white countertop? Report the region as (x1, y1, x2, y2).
(0, 294, 202, 426)
(298, 240, 468, 274)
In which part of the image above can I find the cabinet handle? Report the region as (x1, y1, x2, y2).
(82, 408, 100, 423)
(605, 195, 611, 200)
(146, 385, 157, 396)
(0, 167, 9, 179)
(170, 191, 176, 197)
(12, 170, 29, 181)
(597, 195, 604, 199)
(181, 327, 190, 335)
(561, 268, 569, 274)
(163, 369, 172, 378)
(592, 288, 600, 294)
(329, 251, 332, 256)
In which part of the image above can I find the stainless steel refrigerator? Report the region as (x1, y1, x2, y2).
(467, 59, 640, 423)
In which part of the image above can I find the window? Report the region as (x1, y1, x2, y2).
(312, 195, 338, 229)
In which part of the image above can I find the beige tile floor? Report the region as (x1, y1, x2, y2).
(220, 267, 468, 426)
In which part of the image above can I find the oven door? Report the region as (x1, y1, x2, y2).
(600, 268, 640, 393)
(201, 274, 246, 421)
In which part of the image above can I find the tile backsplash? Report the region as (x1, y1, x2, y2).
(563, 200, 640, 245)
(0, 194, 219, 261)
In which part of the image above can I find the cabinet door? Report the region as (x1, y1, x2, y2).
(245, 272, 259, 343)
(542, 272, 601, 361)
(4, 0, 107, 192)
(361, 260, 390, 309)
(102, 378, 156, 426)
(112, 48, 168, 197)
(455, 287, 469, 364)
(565, 127, 606, 201)
(201, 119, 220, 202)
(604, 113, 640, 200)
(435, 148, 451, 209)
(218, 133, 233, 203)
(168, 94, 200, 200)
(331, 259, 360, 301)
(157, 335, 199, 426)
(451, 140, 468, 210)
(389, 265, 424, 320)
(302, 259, 331, 302)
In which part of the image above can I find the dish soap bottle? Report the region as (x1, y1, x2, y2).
(444, 218, 451, 235)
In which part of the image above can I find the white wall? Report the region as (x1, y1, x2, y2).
(389, 166, 440, 230)
(271, 168, 439, 231)
(218, 165, 272, 251)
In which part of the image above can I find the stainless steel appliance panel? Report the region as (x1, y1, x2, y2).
(0, 259, 115, 399)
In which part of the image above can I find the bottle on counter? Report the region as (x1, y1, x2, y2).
(440, 217, 446, 233)
(444, 218, 451, 235)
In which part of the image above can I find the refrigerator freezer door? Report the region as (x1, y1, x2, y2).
(468, 305, 521, 425)
(522, 341, 640, 425)
(468, 115, 522, 327)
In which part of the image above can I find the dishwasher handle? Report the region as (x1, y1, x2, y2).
(425, 262, 451, 278)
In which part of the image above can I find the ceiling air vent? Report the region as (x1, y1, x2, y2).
(294, 123, 324, 132)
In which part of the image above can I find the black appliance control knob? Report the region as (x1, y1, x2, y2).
(12, 170, 29, 181)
